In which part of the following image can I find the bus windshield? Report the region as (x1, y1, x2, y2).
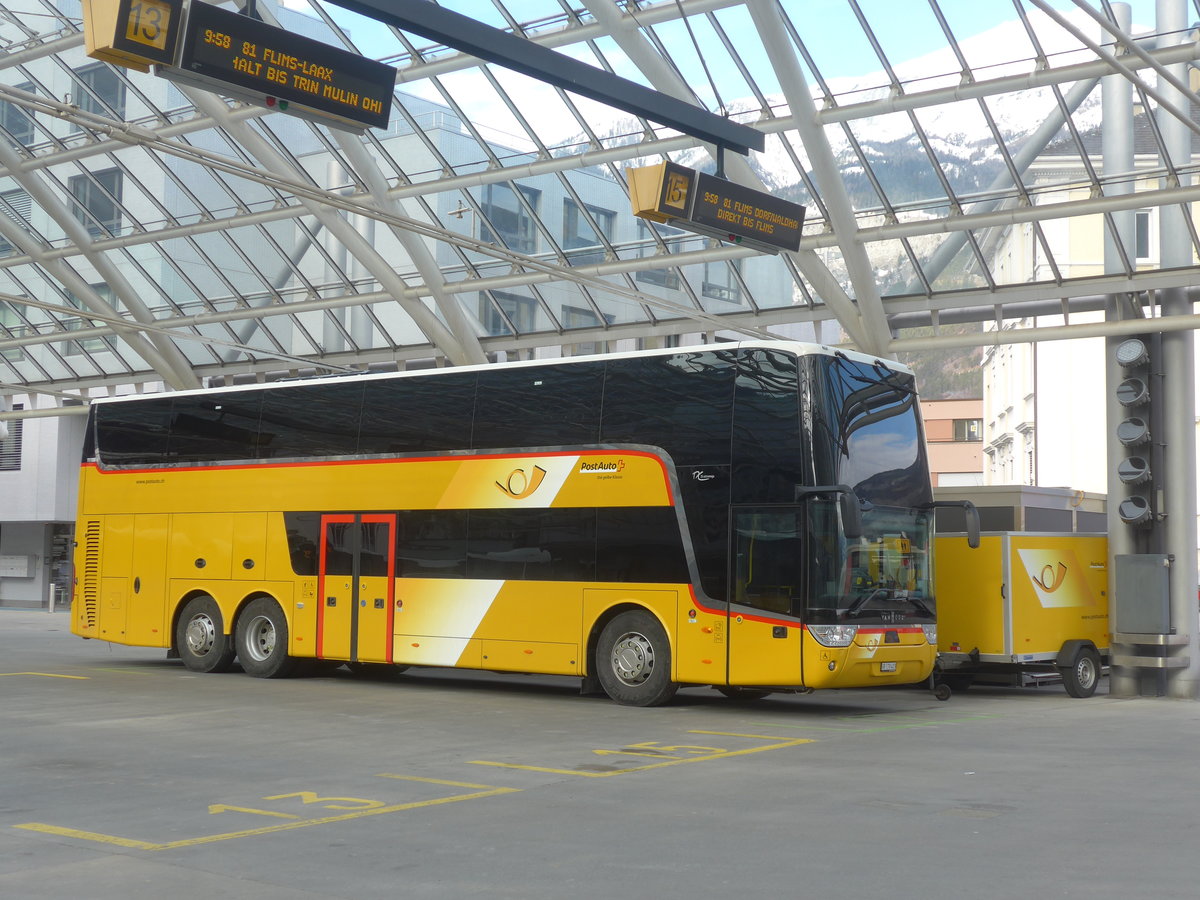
(806, 502, 934, 626)
(804, 353, 934, 625)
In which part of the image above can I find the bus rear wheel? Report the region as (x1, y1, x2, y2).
(596, 610, 678, 707)
(176, 595, 236, 673)
(235, 597, 297, 678)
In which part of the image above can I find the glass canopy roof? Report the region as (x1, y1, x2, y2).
(0, 0, 1196, 403)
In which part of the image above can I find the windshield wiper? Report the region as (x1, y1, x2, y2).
(845, 587, 887, 617)
(906, 595, 933, 618)
(845, 588, 932, 619)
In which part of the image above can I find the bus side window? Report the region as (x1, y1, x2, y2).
(396, 510, 467, 578)
(733, 509, 803, 616)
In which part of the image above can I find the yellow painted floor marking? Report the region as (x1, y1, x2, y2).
(208, 804, 300, 819)
(14, 825, 158, 851)
(0, 672, 89, 679)
(470, 733, 814, 778)
(16, 785, 520, 851)
(376, 774, 503, 791)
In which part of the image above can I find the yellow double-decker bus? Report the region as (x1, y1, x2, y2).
(71, 341, 957, 705)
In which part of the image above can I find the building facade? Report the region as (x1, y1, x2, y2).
(921, 398, 984, 488)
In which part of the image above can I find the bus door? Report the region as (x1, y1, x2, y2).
(317, 513, 396, 664)
(728, 506, 805, 687)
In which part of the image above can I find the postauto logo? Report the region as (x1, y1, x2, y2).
(578, 459, 625, 474)
(495, 464, 548, 499)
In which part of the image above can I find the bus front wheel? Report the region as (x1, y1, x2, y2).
(596, 610, 678, 707)
(235, 597, 297, 678)
(176, 595, 236, 673)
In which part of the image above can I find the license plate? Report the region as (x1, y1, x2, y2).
(880, 662, 897, 673)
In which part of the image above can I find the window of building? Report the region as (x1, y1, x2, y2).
(479, 183, 539, 253)
(0, 403, 22, 470)
(479, 290, 538, 337)
(63, 284, 117, 356)
(69, 168, 122, 238)
(635, 221, 684, 290)
(953, 418, 982, 441)
(1135, 209, 1153, 261)
(560, 305, 613, 355)
(701, 259, 741, 302)
(0, 189, 31, 256)
(0, 301, 27, 363)
(73, 64, 126, 128)
(562, 199, 614, 265)
(1, 82, 35, 147)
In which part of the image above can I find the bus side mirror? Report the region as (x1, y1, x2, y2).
(964, 502, 980, 549)
(839, 491, 863, 540)
(924, 500, 980, 549)
(795, 483, 863, 540)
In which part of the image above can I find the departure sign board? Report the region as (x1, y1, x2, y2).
(628, 161, 805, 254)
(176, 2, 395, 131)
(83, 0, 184, 71)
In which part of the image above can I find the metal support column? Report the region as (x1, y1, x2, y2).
(1103, 3, 1141, 698)
(1154, 0, 1200, 697)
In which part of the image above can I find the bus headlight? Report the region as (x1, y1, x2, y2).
(922, 624, 937, 646)
(809, 625, 857, 647)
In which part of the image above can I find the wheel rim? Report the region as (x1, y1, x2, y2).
(1075, 656, 1097, 690)
(184, 613, 217, 657)
(244, 614, 276, 663)
(610, 631, 655, 686)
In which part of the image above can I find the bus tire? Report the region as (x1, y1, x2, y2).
(176, 595, 236, 673)
(1060, 645, 1101, 699)
(596, 610, 678, 707)
(235, 597, 297, 678)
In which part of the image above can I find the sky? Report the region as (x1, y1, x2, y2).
(798, 0, 1163, 80)
(295, 0, 1176, 145)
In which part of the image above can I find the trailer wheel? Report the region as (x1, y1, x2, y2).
(1060, 645, 1101, 698)
(939, 673, 974, 693)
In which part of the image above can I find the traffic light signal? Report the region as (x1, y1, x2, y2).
(1114, 335, 1157, 527)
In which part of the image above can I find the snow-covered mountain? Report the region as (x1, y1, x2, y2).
(568, 8, 1128, 207)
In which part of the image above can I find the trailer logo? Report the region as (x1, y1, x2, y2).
(496, 465, 547, 499)
(1016, 548, 1096, 609)
(1031, 562, 1067, 594)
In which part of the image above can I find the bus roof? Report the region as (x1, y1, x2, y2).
(89, 340, 914, 407)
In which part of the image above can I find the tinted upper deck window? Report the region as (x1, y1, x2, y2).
(167, 392, 263, 463)
(473, 361, 603, 450)
(360, 372, 477, 454)
(257, 381, 364, 459)
(732, 348, 804, 503)
(95, 398, 173, 466)
(600, 351, 735, 465)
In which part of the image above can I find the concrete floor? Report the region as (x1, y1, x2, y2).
(2, 608, 1199, 899)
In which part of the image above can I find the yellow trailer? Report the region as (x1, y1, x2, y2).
(934, 532, 1109, 697)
